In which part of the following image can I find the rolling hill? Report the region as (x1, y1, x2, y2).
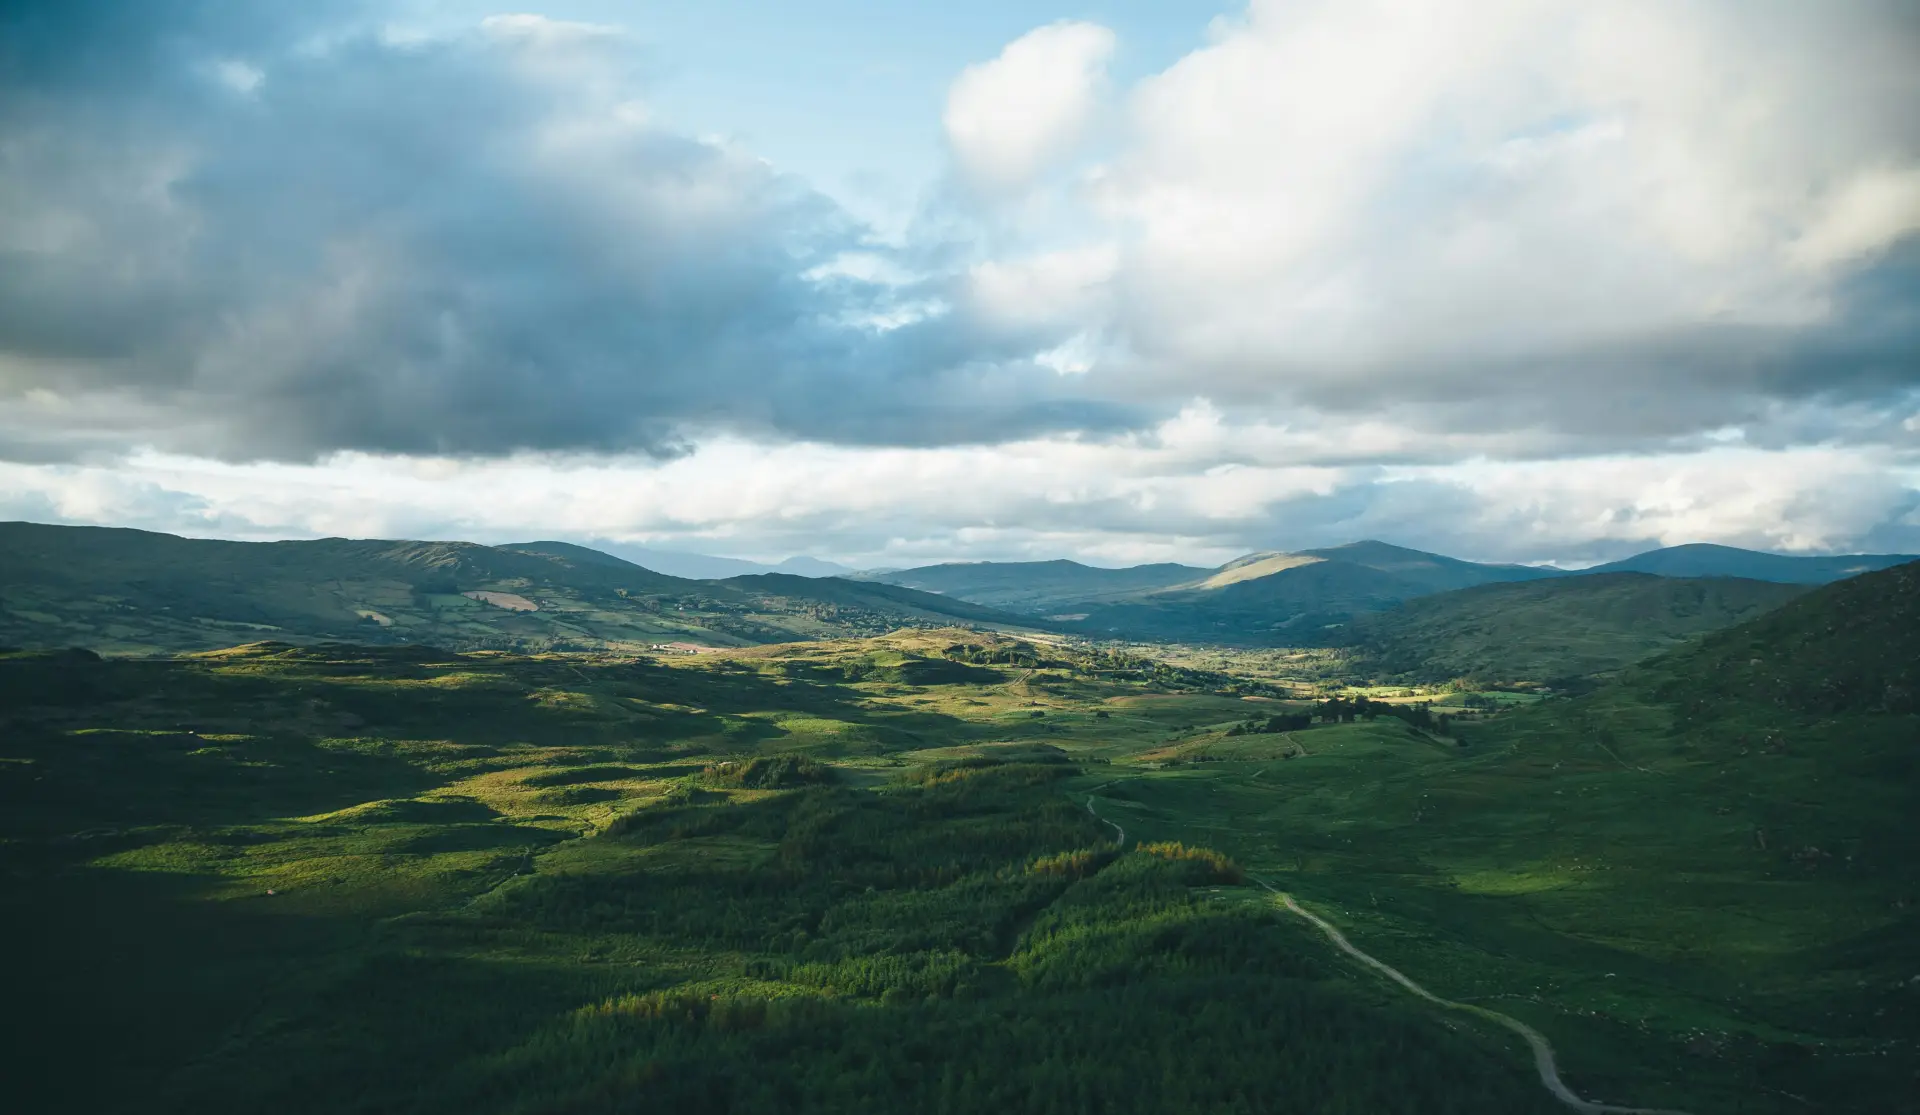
(534, 540, 855, 579)
(1340, 572, 1811, 683)
(1101, 557, 1920, 1111)
(867, 540, 1907, 646)
(712, 572, 1053, 627)
(1064, 542, 1563, 643)
(1635, 556, 1920, 714)
(862, 558, 1208, 613)
(4, 631, 1563, 1115)
(1584, 542, 1917, 583)
(0, 522, 1046, 654)
(9, 552, 1914, 1111)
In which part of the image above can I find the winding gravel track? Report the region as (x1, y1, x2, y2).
(1085, 795, 1126, 847)
(1080, 794, 1689, 1115)
(1248, 872, 1694, 1115)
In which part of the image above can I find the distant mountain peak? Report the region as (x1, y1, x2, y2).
(1589, 543, 1918, 585)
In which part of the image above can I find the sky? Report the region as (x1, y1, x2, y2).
(1, 0, 1917, 569)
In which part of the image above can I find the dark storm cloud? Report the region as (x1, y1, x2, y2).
(0, 3, 1129, 461)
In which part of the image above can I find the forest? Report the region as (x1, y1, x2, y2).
(7, 562, 1918, 1113)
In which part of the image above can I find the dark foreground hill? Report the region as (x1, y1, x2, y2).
(1097, 560, 1920, 1111)
(0, 522, 1046, 654)
(1450, 564, 1920, 1071)
(1639, 557, 1920, 714)
(1341, 572, 1810, 684)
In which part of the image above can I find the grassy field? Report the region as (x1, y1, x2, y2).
(1070, 564, 1920, 1113)
(7, 633, 1557, 1115)
(9, 562, 1916, 1114)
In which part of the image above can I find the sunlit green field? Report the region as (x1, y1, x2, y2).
(6, 623, 1914, 1113)
(7, 635, 1561, 1114)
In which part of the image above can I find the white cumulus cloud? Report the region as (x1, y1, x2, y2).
(944, 21, 1116, 193)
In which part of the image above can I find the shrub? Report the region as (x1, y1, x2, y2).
(1028, 848, 1118, 879)
(704, 754, 834, 789)
(1137, 842, 1245, 885)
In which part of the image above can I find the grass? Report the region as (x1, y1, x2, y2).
(0, 522, 1052, 656)
(8, 559, 1917, 1114)
(1063, 585, 1920, 1115)
(1339, 572, 1810, 685)
(5, 633, 1555, 1115)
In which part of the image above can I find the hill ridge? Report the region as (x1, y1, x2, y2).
(0, 521, 1047, 655)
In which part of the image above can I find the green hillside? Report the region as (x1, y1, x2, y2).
(1072, 558, 1419, 641)
(1638, 557, 1920, 714)
(9, 563, 1917, 1112)
(1081, 560, 1920, 1112)
(1342, 572, 1810, 684)
(6, 634, 1554, 1115)
(501, 539, 665, 571)
(863, 558, 1207, 613)
(1587, 543, 1917, 584)
(1067, 542, 1562, 644)
(721, 571, 1061, 624)
(0, 522, 1047, 654)
(1292, 540, 1563, 593)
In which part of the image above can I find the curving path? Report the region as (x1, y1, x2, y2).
(1247, 872, 1694, 1115)
(1080, 792, 1690, 1115)
(1082, 794, 1121, 848)
(1084, 795, 1127, 848)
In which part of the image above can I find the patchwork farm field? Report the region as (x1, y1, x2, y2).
(7, 598, 1916, 1113)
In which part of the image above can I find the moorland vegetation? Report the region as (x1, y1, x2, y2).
(6, 522, 1917, 1114)
(9, 634, 1558, 1114)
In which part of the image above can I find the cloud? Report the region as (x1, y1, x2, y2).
(3, 410, 1913, 568)
(0, 1, 1916, 567)
(0, 6, 1126, 462)
(1790, 166, 1920, 271)
(1078, 0, 1920, 436)
(943, 21, 1115, 194)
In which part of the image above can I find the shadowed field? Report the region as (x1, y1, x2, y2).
(8, 563, 1916, 1114)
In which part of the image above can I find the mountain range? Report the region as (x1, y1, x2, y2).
(0, 523, 1039, 655)
(557, 541, 854, 580)
(1580, 542, 1916, 583)
(1, 520, 1910, 657)
(862, 539, 1914, 644)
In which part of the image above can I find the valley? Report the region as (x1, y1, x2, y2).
(9, 6, 1910, 1114)
(8, 557, 1919, 1113)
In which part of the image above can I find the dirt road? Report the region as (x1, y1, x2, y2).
(1250, 874, 1693, 1115)
(1084, 795, 1127, 847)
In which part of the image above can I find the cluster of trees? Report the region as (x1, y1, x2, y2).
(1068, 648, 1289, 697)
(1310, 696, 1453, 734)
(1221, 698, 1455, 737)
(937, 641, 1292, 699)
(942, 641, 1059, 668)
(1225, 712, 1315, 736)
(703, 754, 835, 790)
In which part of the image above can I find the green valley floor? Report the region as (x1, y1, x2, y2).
(5, 627, 1914, 1113)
